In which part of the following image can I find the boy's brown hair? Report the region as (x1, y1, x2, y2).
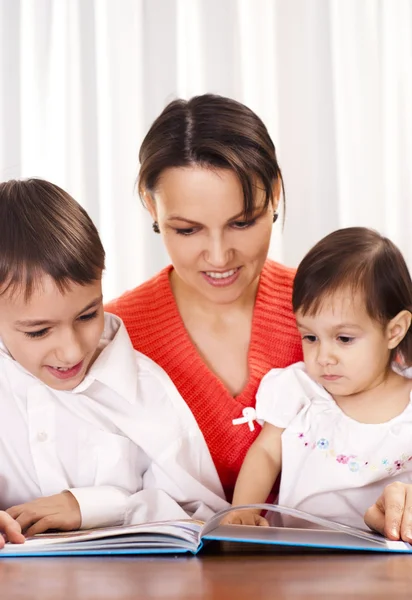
(0, 178, 105, 300)
(292, 227, 412, 365)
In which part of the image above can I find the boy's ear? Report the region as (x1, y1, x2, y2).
(387, 310, 412, 349)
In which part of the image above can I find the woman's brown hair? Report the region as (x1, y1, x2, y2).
(138, 94, 284, 217)
(0, 179, 105, 300)
(292, 227, 412, 365)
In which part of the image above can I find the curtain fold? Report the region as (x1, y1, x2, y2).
(1, 0, 411, 300)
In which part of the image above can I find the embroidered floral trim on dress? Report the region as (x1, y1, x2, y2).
(297, 432, 412, 476)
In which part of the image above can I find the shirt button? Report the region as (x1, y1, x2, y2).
(37, 431, 48, 442)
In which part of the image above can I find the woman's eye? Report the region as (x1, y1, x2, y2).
(175, 228, 197, 236)
(338, 336, 354, 344)
(231, 219, 256, 229)
(302, 335, 317, 343)
(24, 328, 49, 339)
(79, 310, 98, 322)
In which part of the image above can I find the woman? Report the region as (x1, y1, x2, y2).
(106, 94, 411, 539)
(107, 94, 301, 499)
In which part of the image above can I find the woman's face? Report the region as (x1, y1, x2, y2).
(148, 166, 277, 305)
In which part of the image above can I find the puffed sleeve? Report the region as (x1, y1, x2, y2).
(255, 362, 314, 428)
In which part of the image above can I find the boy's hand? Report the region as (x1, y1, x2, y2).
(6, 492, 81, 537)
(0, 511, 25, 548)
(220, 510, 269, 527)
(364, 482, 412, 542)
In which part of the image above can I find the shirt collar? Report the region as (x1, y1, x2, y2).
(0, 313, 138, 403)
(72, 313, 138, 403)
(0, 338, 10, 358)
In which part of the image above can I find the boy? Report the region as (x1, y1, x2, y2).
(0, 179, 227, 545)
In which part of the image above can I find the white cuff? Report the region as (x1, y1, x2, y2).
(68, 486, 129, 529)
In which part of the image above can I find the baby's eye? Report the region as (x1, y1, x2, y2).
(302, 335, 317, 343)
(338, 336, 355, 344)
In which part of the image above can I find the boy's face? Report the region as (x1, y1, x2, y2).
(0, 275, 105, 391)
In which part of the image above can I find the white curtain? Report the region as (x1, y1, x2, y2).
(1, 0, 412, 301)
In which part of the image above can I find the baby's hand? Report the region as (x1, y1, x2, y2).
(220, 510, 269, 527)
(0, 511, 25, 548)
(6, 491, 81, 538)
(364, 481, 412, 542)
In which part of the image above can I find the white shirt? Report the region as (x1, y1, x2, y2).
(0, 313, 228, 528)
(256, 362, 412, 528)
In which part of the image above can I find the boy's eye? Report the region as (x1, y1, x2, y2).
(302, 335, 317, 343)
(22, 311, 98, 338)
(175, 227, 197, 236)
(24, 328, 49, 339)
(338, 336, 354, 344)
(79, 310, 98, 322)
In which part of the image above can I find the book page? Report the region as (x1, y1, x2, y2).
(201, 503, 410, 549)
(1, 520, 203, 554)
(203, 524, 411, 552)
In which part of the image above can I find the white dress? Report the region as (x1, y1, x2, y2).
(256, 362, 412, 529)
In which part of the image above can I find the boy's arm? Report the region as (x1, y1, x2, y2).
(135, 427, 229, 524)
(222, 422, 283, 525)
(121, 355, 230, 524)
(69, 422, 229, 527)
(5, 426, 227, 533)
(6, 355, 230, 534)
(6, 485, 182, 535)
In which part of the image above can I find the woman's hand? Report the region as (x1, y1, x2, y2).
(0, 511, 25, 548)
(364, 482, 412, 542)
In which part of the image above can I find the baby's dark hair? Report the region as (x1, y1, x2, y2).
(292, 227, 412, 365)
(0, 178, 105, 300)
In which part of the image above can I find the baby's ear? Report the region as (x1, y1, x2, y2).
(387, 310, 412, 349)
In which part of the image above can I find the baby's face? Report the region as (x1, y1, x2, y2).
(0, 275, 104, 391)
(295, 290, 392, 398)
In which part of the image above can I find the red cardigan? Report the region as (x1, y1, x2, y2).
(106, 259, 303, 499)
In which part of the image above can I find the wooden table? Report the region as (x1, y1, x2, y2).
(1, 545, 412, 599)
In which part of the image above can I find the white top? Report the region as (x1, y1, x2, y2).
(0, 313, 228, 529)
(255, 362, 412, 528)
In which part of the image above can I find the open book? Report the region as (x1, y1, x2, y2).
(1, 504, 411, 557)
